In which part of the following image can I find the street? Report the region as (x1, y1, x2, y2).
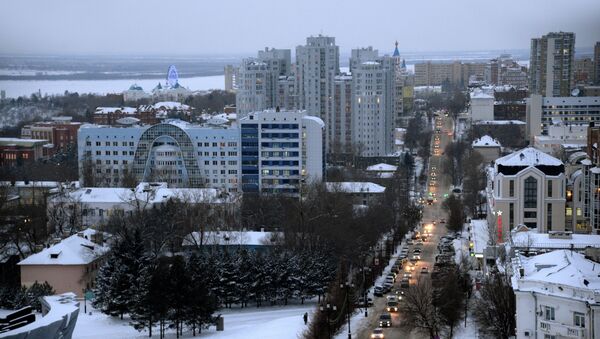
(357, 113, 454, 339)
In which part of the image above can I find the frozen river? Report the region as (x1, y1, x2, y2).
(0, 75, 225, 98)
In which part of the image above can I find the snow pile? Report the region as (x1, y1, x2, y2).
(470, 219, 490, 255)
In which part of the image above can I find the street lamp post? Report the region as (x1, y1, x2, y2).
(340, 282, 354, 339)
(362, 266, 371, 317)
(319, 303, 336, 339)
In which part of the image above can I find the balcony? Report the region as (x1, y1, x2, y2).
(539, 320, 586, 338)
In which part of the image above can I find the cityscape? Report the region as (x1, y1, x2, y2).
(0, 1, 600, 338)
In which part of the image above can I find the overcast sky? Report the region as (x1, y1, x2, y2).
(1, 0, 599, 56)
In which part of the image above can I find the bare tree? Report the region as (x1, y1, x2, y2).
(472, 269, 516, 338)
(400, 277, 442, 338)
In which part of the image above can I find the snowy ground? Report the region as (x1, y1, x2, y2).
(74, 302, 316, 339)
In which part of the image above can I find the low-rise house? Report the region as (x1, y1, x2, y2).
(18, 229, 109, 297)
(510, 229, 600, 254)
(48, 182, 240, 230)
(512, 250, 600, 339)
(472, 135, 502, 164)
(365, 163, 397, 179)
(325, 181, 386, 206)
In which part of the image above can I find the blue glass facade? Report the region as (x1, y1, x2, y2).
(241, 124, 259, 192)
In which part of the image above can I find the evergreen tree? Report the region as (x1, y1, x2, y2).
(129, 254, 157, 337)
(184, 252, 217, 336)
(219, 251, 238, 308)
(168, 255, 188, 338)
(235, 249, 253, 308)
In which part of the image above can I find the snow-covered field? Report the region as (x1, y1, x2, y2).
(0, 75, 224, 98)
(74, 302, 315, 339)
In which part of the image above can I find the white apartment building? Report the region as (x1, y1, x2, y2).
(296, 35, 339, 153)
(239, 109, 324, 195)
(470, 90, 495, 121)
(352, 57, 396, 156)
(533, 123, 588, 155)
(488, 147, 566, 239)
(512, 250, 600, 339)
(77, 120, 240, 191)
(526, 95, 600, 142)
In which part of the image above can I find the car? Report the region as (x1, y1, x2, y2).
(386, 300, 399, 312)
(403, 272, 412, 279)
(383, 282, 394, 292)
(439, 218, 446, 223)
(374, 285, 384, 297)
(385, 276, 395, 284)
(421, 266, 429, 274)
(413, 249, 422, 254)
(386, 295, 398, 302)
(393, 288, 405, 299)
(379, 313, 392, 327)
(400, 278, 410, 288)
(371, 327, 385, 338)
(406, 239, 414, 245)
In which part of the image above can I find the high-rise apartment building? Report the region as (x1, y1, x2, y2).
(236, 48, 292, 117)
(594, 41, 600, 85)
(352, 56, 396, 156)
(529, 32, 575, 97)
(332, 74, 353, 154)
(296, 35, 340, 153)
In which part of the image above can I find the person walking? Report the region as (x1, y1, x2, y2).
(303, 312, 308, 325)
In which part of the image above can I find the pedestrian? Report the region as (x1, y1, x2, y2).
(303, 312, 308, 325)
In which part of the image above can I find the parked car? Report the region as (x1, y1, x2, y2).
(357, 296, 374, 307)
(371, 327, 385, 339)
(379, 313, 392, 327)
(383, 282, 393, 292)
(374, 285, 384, 297)
(421, 266, 429, 274)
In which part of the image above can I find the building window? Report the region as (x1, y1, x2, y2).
(547, 204, 552, 231)
(509, 180, 514, 197)
(547, 180, 552, 198)
(544, 306, 555, 321)
(524, 176, 537, 208)
(573, 312, 585, 327)
(544, 335, 556, 339)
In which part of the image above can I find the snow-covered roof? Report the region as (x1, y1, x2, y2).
(511, 231, 600, 250)
(182, 231, 280, 246)
(472, 135, 501, 148)
(470, 91, 494, 100)
(18, 230, 109, 266)
(153, 101, 191, 111)
(366, 163, 397, 172)
(62, 182, 226, 205)
(302, 115, 325, 128)
(495, 147, 562, 167)
(473, 120, 525, 125)
(567, 151, 589, 164)
(591, 167, 600, 174)
(361, 61, 380, 66)
(325, 182, 386, 194)
(0, 181, 62, 188)
(94, 107, 136, 115)
(513, 250, 600, 298)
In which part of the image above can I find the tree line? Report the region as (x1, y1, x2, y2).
(93, 227, 336, 338)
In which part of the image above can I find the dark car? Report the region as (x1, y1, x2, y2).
(379, 313, 392, 327)
(374, 285, 384, 297)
